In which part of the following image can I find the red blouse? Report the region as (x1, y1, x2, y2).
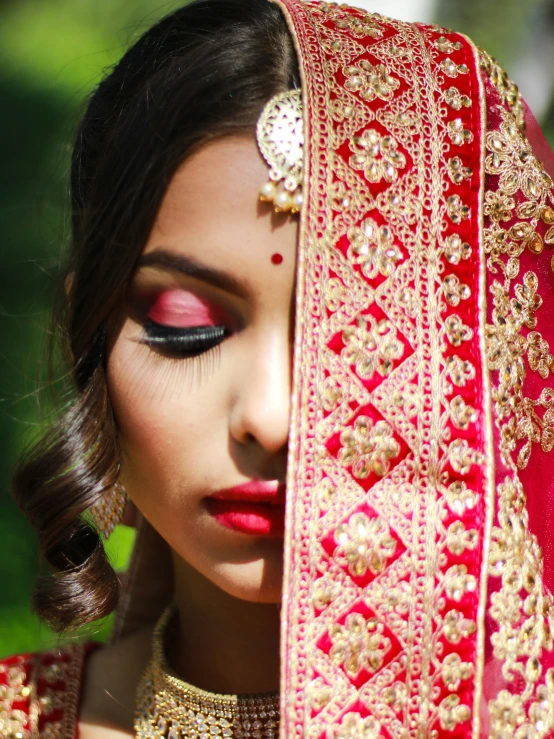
(0, 643, 99, 738)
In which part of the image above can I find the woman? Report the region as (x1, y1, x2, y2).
(3, 0, 554, 736)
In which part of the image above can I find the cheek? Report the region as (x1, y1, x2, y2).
(106, 331, 227, 506)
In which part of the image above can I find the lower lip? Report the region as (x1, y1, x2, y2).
(205, 499, 285, 537)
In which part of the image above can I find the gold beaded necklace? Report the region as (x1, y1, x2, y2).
(134, 607, 280, 739)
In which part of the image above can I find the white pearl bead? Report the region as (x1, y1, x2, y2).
(259, 182, 276, 202)
(274, 190, 292, 212)
(292, 191, 304, 212)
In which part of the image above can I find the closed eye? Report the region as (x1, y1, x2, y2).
(139, 319, 230, 358)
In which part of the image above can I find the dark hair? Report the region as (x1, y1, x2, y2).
(12, 0, 300, 633)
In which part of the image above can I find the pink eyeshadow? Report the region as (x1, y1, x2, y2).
(147, 289, 221, 328)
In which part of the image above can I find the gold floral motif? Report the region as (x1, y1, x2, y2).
(483, 107, 554, 471)
(448, 118, 473, 146)
(306, 678, 332, 712)
(438, 694, 471, 730)
(443, 609, 477, 644)
(329, 613, 391, 677)
(312, 572, 340, 610)
(445, 354, 476, 387)
(349, 129, 406, 184)
(324, 277, 349, 313)
(449, 395, 476, 429)
(447, 438, 481, 474)
(330, 180, 352, 212)
(443, 233, 471, 264)
(487, 477, 554, 734)
(444, 564, 477, 601)
(443, 273, 471, 307)
(342, 314, 405, 379)
(344, 60, 399, 102)
(483, 190, 516, 222)
(446, 521, 478, 555)
(434, 36, 463, 54)
(527, 331, 554, 379)
(447, 156, 473, 184)
(440, 58, 469, 78)
(339, 416, 401, 478)
(444, 314, 473, 346)
(441, 653, 473, 691)
(383, 681, 408, 712)
(485, 114, 552, 200)
(347, 219, 402, 279)
(332, 712, 382, 739)
(447, 194, 471, 223)
(334, 512, 397, 578)
(444, 86, 472, 110)
(442, 480, 478, 516)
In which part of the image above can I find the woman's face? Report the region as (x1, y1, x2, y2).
(107, 136, 298, 603)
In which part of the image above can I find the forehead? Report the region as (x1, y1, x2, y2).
(142, 136, 298, 287)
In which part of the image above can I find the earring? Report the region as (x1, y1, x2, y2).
(90, 481, 128, 539)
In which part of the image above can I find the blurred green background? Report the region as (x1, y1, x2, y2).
(1, 0, 553, 659)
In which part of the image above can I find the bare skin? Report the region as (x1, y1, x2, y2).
(79, 135, 298, 736)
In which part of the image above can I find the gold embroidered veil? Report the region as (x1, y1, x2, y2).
(113, 2, 554, 736)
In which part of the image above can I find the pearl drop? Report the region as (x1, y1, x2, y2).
(274, 190, 292, 212)
(292, 191, 304, 212)
(259, 182, 276, 202)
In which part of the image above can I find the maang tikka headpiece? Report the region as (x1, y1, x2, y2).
(256, 88, 304, 213)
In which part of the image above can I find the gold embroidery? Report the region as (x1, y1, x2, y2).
(0, 646, 87, 739)
(448, 118, 474, 145)
(329, 613, 392, 677)
(347, 219, 402, 278)
(448, 156, 473, 184)
(434, 36, 463, 54)
(442, 233, 472, 264)
(480, 48, 526, 131)
(440, 58, 469, 77)
(344, 60, 399, 102)
(342, 315, 405, 379)
(338, 416, 401, 478)
(443, 273, 471, 307)
(443, 609, 477, 644)
(349, 129, 406, 184)
(447, 194, 471, 223)
(275, 2, 487, 734)
(438, 695, 471, 730)
(333, 712, 382, 738)
(441, 653, 473, 691)
(444, 86, 472, 110)
(483, 190, 516, 222)
(334, 512, 397, 577)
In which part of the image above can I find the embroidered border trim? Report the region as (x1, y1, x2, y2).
(275, 1, 487, 736)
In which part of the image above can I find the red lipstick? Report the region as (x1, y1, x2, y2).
(206, 481, 286, 536)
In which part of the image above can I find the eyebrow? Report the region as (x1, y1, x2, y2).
(136, 248, 250, 299)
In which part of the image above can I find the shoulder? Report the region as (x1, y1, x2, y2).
(0, 642, 98, 739)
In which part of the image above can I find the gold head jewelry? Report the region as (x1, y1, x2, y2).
(256, 88, 304, 213)
(90, 481, 127, 538)
(135, 606, 280, 739)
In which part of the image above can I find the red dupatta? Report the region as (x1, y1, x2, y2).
(275, 1, 554, 736)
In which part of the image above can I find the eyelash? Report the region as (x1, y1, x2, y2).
(140, 319, 230, 358)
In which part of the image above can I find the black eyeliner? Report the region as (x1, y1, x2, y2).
(141, 320, 228, 355)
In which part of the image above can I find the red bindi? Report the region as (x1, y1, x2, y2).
(271, 253, 284, 265)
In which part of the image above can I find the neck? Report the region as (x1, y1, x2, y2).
(168, 554, 281, 695)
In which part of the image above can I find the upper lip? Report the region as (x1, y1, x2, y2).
(209, 481, 286, 505)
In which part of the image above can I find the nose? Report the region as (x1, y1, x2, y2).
(229, 327, 291, 456)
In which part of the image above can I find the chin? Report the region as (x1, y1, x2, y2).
(211, 558, 284, 604)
